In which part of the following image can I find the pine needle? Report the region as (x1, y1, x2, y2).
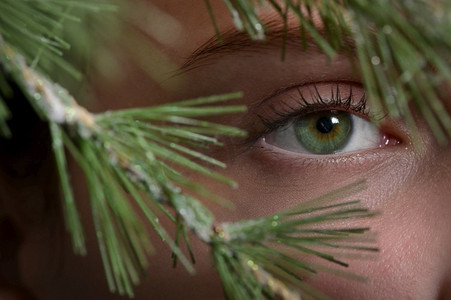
(213, 181, 378, 299)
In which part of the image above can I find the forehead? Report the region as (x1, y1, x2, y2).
(144, 1, 311, 63)
(143, 1, 234, 62)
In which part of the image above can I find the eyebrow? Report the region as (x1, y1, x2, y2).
(179, 16, 356, 73)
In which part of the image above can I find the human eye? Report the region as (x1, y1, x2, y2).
(256, 82, 400, 156)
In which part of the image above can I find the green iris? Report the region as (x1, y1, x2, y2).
(294, 110, 352, 154)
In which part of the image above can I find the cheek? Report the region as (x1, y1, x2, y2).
(214, 145, 414, 218)
(371, 194, 449, 299)
(209, 141, 451, 299)
(337, 170, 451, 300)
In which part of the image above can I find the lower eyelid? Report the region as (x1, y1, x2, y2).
(255, 136, 405, 170)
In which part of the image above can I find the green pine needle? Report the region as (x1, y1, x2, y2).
(49, 121, 86, 255)
(0, 0, 116, 81)
(212, 182, 378, 299)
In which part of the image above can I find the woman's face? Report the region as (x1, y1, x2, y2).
(18, 1, 451, 299)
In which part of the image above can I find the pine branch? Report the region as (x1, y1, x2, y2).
(212, 181, 378, 299)
(1, 37, 245, 296)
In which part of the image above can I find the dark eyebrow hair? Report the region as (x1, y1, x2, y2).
(179, 16, 356, 74)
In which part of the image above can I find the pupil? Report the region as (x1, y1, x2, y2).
(316, 117, 334, 134)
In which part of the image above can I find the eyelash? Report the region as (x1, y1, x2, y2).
(257, 83, 369, 134)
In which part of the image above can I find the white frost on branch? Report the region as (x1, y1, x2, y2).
(1, 38, 96, 138)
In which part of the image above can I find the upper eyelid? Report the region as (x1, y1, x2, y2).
(254, 82, 370, 131)
(295, 83, 369, 116)
(249, 81, 367, 112)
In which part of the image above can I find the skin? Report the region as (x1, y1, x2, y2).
(0, 1, 450, 299)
